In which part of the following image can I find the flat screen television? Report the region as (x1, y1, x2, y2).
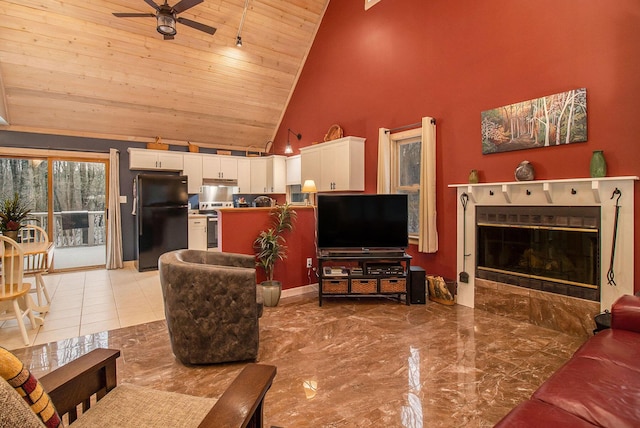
(317, 194, 409, 254)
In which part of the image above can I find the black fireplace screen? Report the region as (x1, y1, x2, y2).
(476, 206, 600, 300)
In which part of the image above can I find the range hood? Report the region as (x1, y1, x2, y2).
(202, 178, 238, 186)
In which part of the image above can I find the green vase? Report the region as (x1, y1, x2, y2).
(590, 150, 606, 178)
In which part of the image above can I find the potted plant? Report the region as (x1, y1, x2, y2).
(254, 203, 297, 306)
(0, 192, 32, 243)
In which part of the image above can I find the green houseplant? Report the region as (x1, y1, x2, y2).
(0, 192, 32, 242)
(254, 203, 297, 306)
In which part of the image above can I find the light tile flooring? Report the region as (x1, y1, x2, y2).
(0, 264, 165, 351)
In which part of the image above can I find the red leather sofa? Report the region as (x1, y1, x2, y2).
(495, 294, 640, 427)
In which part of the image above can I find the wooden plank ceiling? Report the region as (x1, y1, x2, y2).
(0, 0, 328, 151)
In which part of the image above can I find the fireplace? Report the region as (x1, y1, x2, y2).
(450, 176, 636, 336)
(475, 206, 600, 302)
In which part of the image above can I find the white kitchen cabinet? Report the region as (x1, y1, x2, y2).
(270, 156, 286, 193)
(128, 148, 183, 171)
(236, 158, 251, 193)
(300, 136, 365, 192)
(300, 147, 321, 190)
(250, 156, 286, 194)
(202, 155, 238, 180)
(182, 153, 203, 194)
(250, 158, 268, 193)
(286, 155, 301, 185)
(188, 216, 207, 251)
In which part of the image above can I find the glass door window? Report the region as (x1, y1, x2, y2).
(0, 158, 49, 230)
(52, 160, 107, 269)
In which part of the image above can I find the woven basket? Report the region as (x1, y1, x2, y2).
(380, 278, 406, 293)
(146, 141, 168, 150)
(351, 279, 377, 294)
(322, 279, 348, 294)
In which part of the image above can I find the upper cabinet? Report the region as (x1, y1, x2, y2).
(236, 158, 251, 193)
(202, 155, 238, 180)
(182, 153, 203, 194)
(128, 148, 183, 171)
(300, 136, 365, 192)
(286, 155, 301, 186)
(250, 156, 286, 194)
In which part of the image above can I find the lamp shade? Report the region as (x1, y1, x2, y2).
(302, 180, 317, 193)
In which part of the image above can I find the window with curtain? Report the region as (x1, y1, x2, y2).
(391, 129, 421, 239)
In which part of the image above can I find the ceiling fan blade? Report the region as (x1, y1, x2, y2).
(177, 17, 216, 35)
(172, 0, 204, 14)
(144, 0, 162, 11)
(113, 12, 156, 18)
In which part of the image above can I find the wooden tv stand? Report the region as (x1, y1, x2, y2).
(317, 252, 412, 306)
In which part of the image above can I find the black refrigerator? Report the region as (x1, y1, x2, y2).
(135, 174, 188, 271)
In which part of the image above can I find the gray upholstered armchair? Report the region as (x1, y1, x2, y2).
(158, 250, 263, 365)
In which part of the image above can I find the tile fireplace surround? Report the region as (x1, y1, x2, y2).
(450, 176, 637, 337)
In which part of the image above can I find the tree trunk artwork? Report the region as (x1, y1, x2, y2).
(481, 88, 587, 154)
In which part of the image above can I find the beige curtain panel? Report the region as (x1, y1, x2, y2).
(377, 117, 438, 253)
(106, 148, 124, 269)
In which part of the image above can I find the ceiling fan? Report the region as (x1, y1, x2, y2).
(113, 0, 217, 40)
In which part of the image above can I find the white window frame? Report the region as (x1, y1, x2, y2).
(390, 127, 421, 243)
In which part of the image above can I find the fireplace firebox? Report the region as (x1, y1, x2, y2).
(476, 206, 600, 302)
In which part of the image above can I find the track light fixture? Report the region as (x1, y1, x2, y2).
(236, 0, 249, 47)
(285, 128, 301, 154)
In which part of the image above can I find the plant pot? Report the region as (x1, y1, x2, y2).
(3, 230, 19, 247)
(261, 280, 282, 307)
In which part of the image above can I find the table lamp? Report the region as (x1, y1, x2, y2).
(301, 179, 317, 206)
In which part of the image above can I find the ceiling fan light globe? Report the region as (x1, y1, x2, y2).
(157, 13, 177, 35)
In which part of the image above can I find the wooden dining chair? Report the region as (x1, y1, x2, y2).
(18, 225, 52, 313)
(0, 235, 39, 346)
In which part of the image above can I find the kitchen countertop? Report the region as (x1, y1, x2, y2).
(217, 205, 315, 212)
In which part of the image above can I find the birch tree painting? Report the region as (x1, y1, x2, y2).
(481, 88, 587, 154)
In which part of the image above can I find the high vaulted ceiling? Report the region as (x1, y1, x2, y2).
(0, 0, 328, 151)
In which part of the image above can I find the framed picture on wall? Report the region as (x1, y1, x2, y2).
(481, 88, 587, 154)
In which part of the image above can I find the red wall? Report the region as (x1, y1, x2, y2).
(274, 0, 640, 291)
(219, 207, 317, 290)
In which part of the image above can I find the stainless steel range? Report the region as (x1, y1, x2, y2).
(199, 201, 233, 249)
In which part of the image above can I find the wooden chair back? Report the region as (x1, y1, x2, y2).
(18, 225, 50, 274)
(0, 236, 26, 298)
(18, 224, 48, 244)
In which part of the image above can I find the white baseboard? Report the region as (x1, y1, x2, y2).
(282, 283, 318, 299)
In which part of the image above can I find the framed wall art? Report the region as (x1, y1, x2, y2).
(481, 88, 587, 154)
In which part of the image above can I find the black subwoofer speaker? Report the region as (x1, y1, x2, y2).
(409, 266, 426, 304)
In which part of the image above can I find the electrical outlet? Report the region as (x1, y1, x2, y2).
(306, 257, 313, 268)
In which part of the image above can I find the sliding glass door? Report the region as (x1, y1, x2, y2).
(0, 154, 108, 270)
(52, 160, 107, 269)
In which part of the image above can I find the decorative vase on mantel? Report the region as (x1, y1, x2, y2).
(468, 169, 479, 184)
(590, 150, 607, 178)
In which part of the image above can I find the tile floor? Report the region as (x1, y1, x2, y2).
(7, 269, 589, 427)
(0, 264, 165, 350)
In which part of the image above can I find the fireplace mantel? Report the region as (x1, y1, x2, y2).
(448, 176, 639, 204)
(449, 176, 638, 314)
